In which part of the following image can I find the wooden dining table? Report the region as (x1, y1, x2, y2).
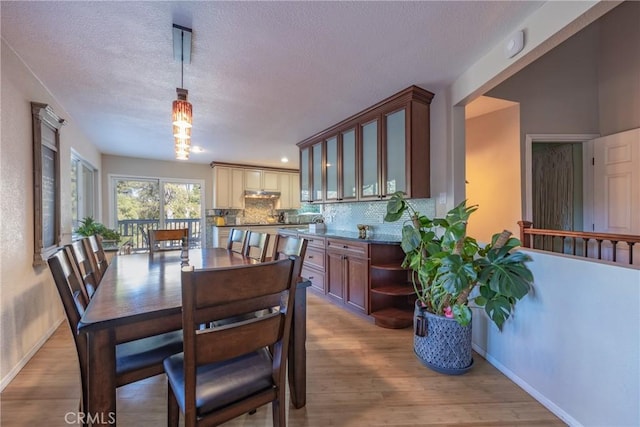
(77, 247, 309, 425)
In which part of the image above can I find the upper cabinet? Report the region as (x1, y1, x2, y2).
(244, 169, 279, 192)
(277, 172, 301, 210)
(211, 163, 298, 209)
(297, 85, 434, 203)
(213, 166, 245, 209)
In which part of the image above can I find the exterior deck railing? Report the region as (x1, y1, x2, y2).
(117, 218, 201, 252)
(518, 220, 640, 266)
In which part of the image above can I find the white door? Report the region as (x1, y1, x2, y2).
(592, 128, 640, 264)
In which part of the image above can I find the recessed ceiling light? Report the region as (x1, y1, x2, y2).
(281, 157, 289, 163)
(191, 146, 204, 153)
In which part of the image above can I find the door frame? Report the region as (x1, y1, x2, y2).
(524, 134, 599, 228)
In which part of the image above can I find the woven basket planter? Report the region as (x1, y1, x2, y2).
(413, 302, 474, 375)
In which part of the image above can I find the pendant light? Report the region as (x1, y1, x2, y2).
(172, 24, 192, 160)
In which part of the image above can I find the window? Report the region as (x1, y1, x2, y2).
(71, 153, 97, 231)
(111, 176, 203, 251)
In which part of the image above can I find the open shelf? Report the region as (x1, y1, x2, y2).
(370, 262, 408, 271)
(370, 307, 413, 329)
(371, 283, 415, 296)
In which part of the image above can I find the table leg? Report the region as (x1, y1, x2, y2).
(288, 285, 307, 408)
(86, 329, 117, 425)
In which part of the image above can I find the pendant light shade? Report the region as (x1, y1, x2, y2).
(172, 24, 193, 160)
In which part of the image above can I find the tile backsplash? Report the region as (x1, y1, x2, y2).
(321, 198, 436, 237)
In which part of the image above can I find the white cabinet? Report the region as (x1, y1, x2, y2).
(213, 166, 244, 209)
(244, 169, 280, 192)
(277, 173, 301, 210)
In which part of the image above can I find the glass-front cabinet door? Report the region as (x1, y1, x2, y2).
(300, 147, 310, 202)
(340, 128, 357, 201)
(325, 136, 338, 201)
(384, 108, 407, 196)
(311, 142, 323, 202)
(360, 119, 380, 199)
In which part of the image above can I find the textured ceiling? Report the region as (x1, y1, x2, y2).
(1, 1, 543, 168)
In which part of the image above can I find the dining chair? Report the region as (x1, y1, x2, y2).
(47, 248, 183, 420)
(82, 235, 109, 282)
(150, 228, 188, 253)
(243, 230, 270, 262)
(226, 228, 247, 254)
(163, 255, 301, 427)
(67, 241, 100, 299)
(272, 234, 308, 262)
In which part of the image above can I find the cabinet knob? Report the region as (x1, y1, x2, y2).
(343, 245, 348, 249)
(308, 276, 314, 280)
(308, 255, 314, 259)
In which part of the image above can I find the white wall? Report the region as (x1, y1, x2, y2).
(466, 105, 522, 243)
(472, 250, 640, 427)
(0, 40, 102, 389)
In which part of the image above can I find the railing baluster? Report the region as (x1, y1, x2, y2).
(518, 221, 639, 266)
(583, 238, 589, 258)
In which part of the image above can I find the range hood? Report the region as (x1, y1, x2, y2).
(244, 190, 281, 199)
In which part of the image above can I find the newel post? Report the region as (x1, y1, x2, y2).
(518, 221, 533, 248)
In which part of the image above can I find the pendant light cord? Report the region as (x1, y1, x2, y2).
(180, 31, 184, 89)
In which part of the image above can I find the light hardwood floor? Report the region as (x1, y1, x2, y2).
(1, 293, 565, 426)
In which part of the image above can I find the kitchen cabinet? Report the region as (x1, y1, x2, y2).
(311, 142, 323, 202)
(325, 136, 338, 201)
(298, 234, 326, 294)
(277, 172, 301, 210)
(326, 238, 369, 314)
(300, 148, 310, 202)
(296, 85, 434, 202)
(213, 166, 244, 209)
(340, 128, 357, 201)
(244, 169, 279, 192)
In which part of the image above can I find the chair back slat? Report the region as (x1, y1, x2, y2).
(150, 228, 188, 253)
(195, 313, 283, 366)
(243, 231, 270, 262)
(83, 235, 108, 281)
(226, 228, 247, 254)
(67, 241, 99, 299)
(272, 235, 308, 260)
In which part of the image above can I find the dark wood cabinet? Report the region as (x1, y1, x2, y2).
(298, 234, 326, 294)
(326, 239, 369, 314)
(285, 229, 413, 328)
(297, 85, 434, 203)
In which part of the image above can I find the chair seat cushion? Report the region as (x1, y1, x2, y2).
(163, 347, 274, 416)
(116, 330, 183, 375)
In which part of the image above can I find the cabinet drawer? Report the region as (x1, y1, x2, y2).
(301, 266, 325, 293)
(326, 239, 368, 257)
(303, 246, 325, 270)
(299, 234, 325, 250)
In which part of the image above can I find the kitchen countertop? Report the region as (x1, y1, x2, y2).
(279, 228, 402, 245)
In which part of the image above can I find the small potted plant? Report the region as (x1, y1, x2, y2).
(76, 216, 121, 248)
(384, 192, 533, 374)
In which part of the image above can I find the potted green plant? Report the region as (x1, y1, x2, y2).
(384, 192, 533, 374)
(77, 217, 121, 246)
